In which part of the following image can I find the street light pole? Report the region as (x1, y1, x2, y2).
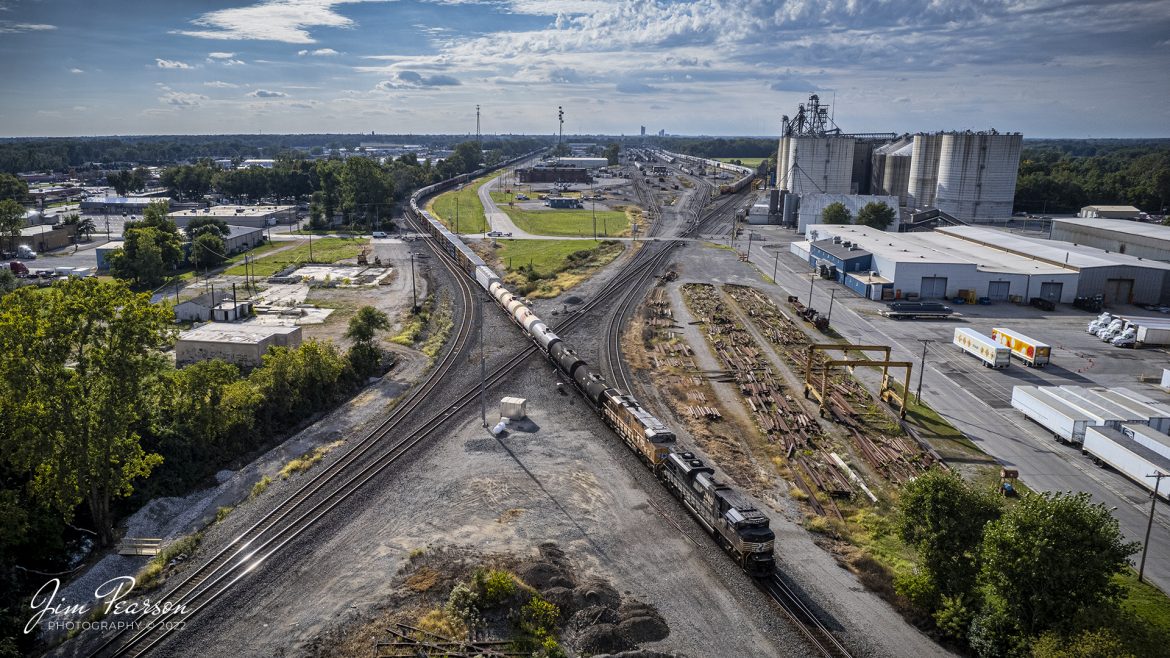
(1139, 472, 1167, 583)
(916, 339, 930, 404)
(808, 272, 815, 307)
(827, 288, 836, 325)
(746, 231, 754, 258)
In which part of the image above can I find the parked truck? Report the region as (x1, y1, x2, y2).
(7, 261, 28, 277)
(1120, 422, 1170, 460)
(1086, 389, 1170, 434)
(1082, 426, 1170, 501)
(1011, 386, 1110, 445)
(990, 327, 1051, 367)
(954, 328, 1010, 368)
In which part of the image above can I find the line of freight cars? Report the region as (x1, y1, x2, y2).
(953, 327, 1051, 368)
(1011, 385, 1170, 500)
(407, 161, 777, 577)
(657, 149, 757, 194)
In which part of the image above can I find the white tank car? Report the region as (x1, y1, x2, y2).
(530, 322, 560, 350)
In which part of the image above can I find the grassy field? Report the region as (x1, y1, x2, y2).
(428, 170, 504, 234)
(222, 237, 366, 276)
(490, 239, 625, 297)
(716, 157, 766, 168)
(501, 206, 632, 237)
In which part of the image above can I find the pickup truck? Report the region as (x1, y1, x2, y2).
(486, 231, 512, 238)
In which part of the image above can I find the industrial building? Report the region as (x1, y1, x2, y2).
(517, 167, 591, 184)
(175, 323, 302, 368)
(80, 196, 167, 215)
(169, 205, 295, 229)
(552, 157, 607, 169)
(1080, 205, 1142, 219)
(795, 224, 1170, 304)
(95, 241, 123, 271)
(1048, 217, 1170, 262)
(174, 290, 234, 322)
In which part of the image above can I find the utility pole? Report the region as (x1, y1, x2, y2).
(772, 249, 780, 284)
(591, 181, 597, 239)
(455, 196, 460, 234)
(746, 231, 754, 258)
(807, 272, 815, 307)
(1139, 472, 1167, 583)
(480, 297, 487, 428)
(916, 339, 930, 404)
(308, 229, 314, 262)
(557, 106, 564, 145)
(410, 252, 417, 312)
(826, 288, 836, 325)
(476, 104, 481, 146)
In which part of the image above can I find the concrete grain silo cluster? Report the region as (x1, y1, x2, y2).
(775, 95, 1024, 226)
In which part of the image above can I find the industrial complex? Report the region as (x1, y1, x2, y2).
(795, 223, 1170, 304)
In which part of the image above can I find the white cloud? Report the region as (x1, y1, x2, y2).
(0, 21, 56, 34)
(204, 80, 240, 88)
(207, 52, 236, 59)
(176, 0, 392, 44)
(375, 70, 461, 90)
(247, 89, 289, 98)
(156, 58, 193, 69)
(160, 91, 208, 107)
(298, 47, 340, 56)
(69, 68, 84, 74)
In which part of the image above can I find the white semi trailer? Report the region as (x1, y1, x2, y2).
(1120, 423, 1170, 460)
(1082, 426, 1170, 501)
(954, 328, 1010, 368)
(1087, 389, 1170, 434)
(1012, 386, 1109, 445)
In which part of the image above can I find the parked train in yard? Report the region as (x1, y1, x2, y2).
(407, 158, 774, 576)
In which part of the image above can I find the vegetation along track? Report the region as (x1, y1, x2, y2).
(87, 199, 481, 658)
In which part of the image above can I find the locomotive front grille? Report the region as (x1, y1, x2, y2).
(739, 540, 775, 553)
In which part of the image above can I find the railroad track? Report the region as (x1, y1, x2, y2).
(762, 574, 853, 658)
(88, 201, 482, 658)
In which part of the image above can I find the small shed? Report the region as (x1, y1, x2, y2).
(500, 397, 528, 420)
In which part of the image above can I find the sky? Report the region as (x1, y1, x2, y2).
(0, 0, 1168, 138)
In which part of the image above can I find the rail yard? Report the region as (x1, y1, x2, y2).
(28, 145, 1166, 658)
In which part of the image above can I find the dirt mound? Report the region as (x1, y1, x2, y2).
(618, 613, 670, 644)
(574, 576, 620, 610)
(516, 561, 575, 590)
(567, 604, 620, 633)
(540, 586, 578, 614)
(576, 624, 635, 655)
(565, 296, 584, 305)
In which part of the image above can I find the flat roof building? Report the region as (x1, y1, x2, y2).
(804, 224, 1170, 305)
(1047, 217, 1170, 263)
(169, 205, 295, 229)
(1080, 205, 1142, 220)
(175, 322, 302, 368)
(80, 196, 169, 215)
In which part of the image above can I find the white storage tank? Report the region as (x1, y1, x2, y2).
(935, 132, 1023, 222)
(907, 133, 944, 208)
(783, 136, 855, 194)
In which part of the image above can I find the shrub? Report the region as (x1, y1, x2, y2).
(481, 569, 518, 607)
(250, 475, 272, 499)
(445, 582, 481, 630)
(520, 596, 560, 638)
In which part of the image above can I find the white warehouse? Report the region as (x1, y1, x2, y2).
(799, 224, 1170, 304)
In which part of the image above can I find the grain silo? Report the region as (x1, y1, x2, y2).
(871, 137, 913, 205)
(907, 133, 944, 208)
(935, 132, 1023, 222)
(783, 136, 856, 194)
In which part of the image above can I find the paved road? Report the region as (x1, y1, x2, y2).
(477, 172, 544, 239)
(742, 228, 1170, 595)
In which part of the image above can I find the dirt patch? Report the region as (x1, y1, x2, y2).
(405, 566, 441, 593)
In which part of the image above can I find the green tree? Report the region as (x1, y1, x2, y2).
(186, 216, 230, 238)
(979, 491, 1139, 638)
(108, 225, 182, 287)
(249, 340, 353, 432)
(856, 201, 896, 230)
(820, 201, 851, 224)
(0, 199, 24, 250)
(76, 216, 97, 241)
(0, 278, 174, 545)
(0, 173, 28, 203)
(0, 269, 18, 297)
(340, 157, 392, 227)
(897, 469, 1001, 621)
(346, 306, 391, 377)
(603, 143, 621, 166)
(190, 232, 227, 271)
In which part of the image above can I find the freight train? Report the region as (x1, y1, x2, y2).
(408, 164, 776, 577)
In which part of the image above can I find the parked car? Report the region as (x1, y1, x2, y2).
(371, 231, 388, 238)
(487, 231, 504, 237)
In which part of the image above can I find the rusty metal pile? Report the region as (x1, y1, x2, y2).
(681, 284, 823, 449)
(722, 284, 934, 486)
(376, 623, 524, 657)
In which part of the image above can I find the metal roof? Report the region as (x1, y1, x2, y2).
(939, 226, 1170, 271)
(1050, 217, 1170, 243)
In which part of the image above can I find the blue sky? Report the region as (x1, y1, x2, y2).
(1, 0, 1168, 137)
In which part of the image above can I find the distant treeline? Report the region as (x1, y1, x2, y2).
(654, 137, 777, 159)
(0, 134, 549, 174)
(1015, 139, 1170, 214)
